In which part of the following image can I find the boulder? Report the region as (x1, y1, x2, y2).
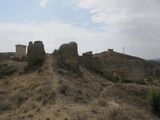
(27, 41, 46, 67)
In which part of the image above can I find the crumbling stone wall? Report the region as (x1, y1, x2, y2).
(82, 51, 92, 57)
(55, 42, 79, 73)
(27, 41, 46, 67)
(80, 51, 93, 68)
(80, 51, 103, 74)
(54, 42, 103, 75)
(15, 45, 26, 60)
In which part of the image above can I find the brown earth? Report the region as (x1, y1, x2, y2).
(0, 48, 160, 120)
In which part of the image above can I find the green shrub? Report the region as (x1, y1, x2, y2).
(149, 90, 160, 117)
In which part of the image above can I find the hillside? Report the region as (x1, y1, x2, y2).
(0, 42, 160, 120)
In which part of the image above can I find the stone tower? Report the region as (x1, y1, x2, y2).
(15, 44, 26, 59)
(27, 41, 46, 67)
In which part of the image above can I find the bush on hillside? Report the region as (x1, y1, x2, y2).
(149, 90, 160, 117)
(0, 64, 16, 79)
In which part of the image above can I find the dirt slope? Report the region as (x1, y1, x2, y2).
(0, 54, 160, 120)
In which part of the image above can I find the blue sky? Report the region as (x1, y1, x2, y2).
(0, 0, 101, 29)
(0, 0, 160, 59)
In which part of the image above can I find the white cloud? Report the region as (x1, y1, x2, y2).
(40, 0, 49, 7)
(77, 0, 160, 24)
(0, 21, 126, 56)
(0, 0, 160, 59)
(75, 0, 160, 59)
(0, 20, 159, 59)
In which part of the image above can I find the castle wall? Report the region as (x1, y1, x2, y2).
(16, 45, 26, 59)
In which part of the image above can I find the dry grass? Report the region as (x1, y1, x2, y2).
(0, 55, 160, 120)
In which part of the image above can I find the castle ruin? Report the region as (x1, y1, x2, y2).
(15, 44, 26, 59)
(27, 41, 46, 67)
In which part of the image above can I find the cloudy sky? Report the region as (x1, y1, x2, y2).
(0, 0, 160, 59)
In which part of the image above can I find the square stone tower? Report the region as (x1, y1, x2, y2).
(15, 44, 27, 59)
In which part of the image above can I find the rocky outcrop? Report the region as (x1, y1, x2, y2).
(55, 42, 79, 73)
(27, 41, 46, 67)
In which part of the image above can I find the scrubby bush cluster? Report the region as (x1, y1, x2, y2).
(150, 90, 160, 117)
(0, 64, 16, 79)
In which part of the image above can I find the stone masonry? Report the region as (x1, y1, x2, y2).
(27, 41, 46, 67)
(15, 44, 26, 60)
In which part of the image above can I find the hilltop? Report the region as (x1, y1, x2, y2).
(0, 41, 160, 120)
